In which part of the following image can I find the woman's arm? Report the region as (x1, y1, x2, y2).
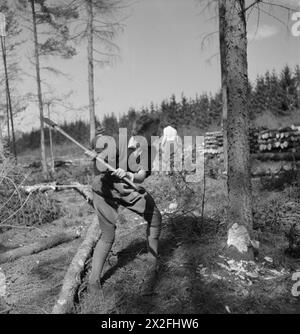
(112, 169, 147, 184)
(127, 170, 147, 184)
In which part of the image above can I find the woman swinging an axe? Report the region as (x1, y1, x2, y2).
(87, 115, 162, 297)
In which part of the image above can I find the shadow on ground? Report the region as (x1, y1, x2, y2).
(79, 215, 228, 314)
(78, 211, 300, 314)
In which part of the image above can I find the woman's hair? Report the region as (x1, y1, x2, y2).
(134, 114, 160, 135)
(96, 125, 106, 135)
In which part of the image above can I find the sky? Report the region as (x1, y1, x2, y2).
(3, 0, 300, 133)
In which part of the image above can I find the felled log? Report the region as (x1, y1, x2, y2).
(23, 160, 73, 169)
(21, 182, 93, 205)
(0, 230, 81, 264)
(24, 161, 42, 169)
(52, 217, 101, 314)
(251, 169, 293, 178)
(204, 148, 223, 155)
(252, 152, 300, 161)
(21, 183, 57, 193)
(54, 160, 73, 168)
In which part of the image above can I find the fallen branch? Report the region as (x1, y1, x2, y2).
(0, 192, 33, 225)
(52, 217, 101, 314)
(0, 171, 31, 213)
(0, 229, 81, 264)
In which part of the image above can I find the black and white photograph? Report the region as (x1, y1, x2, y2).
(0, 0, 300, 316)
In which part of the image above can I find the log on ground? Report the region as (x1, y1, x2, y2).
(52, 217, 101, 314)
(0, 230, 81, 264)
(21, 182, 93, 205)
(21, 183, 57, 193)
(251, 152, 300, 161)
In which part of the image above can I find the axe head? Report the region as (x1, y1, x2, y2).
(43, 117, 57, 128)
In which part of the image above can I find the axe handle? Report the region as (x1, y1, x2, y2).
(43, 118, 139, 191)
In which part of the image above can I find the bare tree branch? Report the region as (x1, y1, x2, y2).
(258, 6, 290, 30)
(200, 30, 218, 51)
(244, 0, 262, 12)
(260, 0, 298, 12)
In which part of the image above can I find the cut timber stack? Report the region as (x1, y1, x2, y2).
(257, 126, 300, 153)
(249, 128, 260, 153)
(204, 125, 300, 157)
(204, 131, 223, 155)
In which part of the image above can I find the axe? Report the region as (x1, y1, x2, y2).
(43, 117, 141, 192)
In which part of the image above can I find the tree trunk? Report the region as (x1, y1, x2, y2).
(47, 103, 55, 175)
(87, 0, 96, 143)
(5, 91, 10, 151)
(1, 36, 16, 162)
(30, 0, 48, 178)
(0, 113, 4, 159)
(219, 0, 228, 178)
(224, 0, 254, 259)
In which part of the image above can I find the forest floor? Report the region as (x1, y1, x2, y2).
(1, 167, 300, 314)
(0, 188, 94, 314)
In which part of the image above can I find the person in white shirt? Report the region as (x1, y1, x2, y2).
(161, 126, 179, 147)
(161, 125, 181, 173)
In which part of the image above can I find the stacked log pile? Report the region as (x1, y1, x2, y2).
(204, 131, 223, 155)
(204, 126, 300, 157)
(256, 127, 300, 154)
(249, 128, 259, 153)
